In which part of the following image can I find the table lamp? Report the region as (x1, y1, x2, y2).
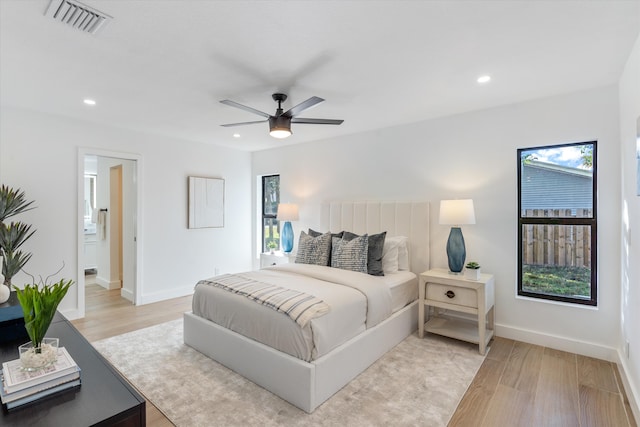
(439, 199, 476, 273)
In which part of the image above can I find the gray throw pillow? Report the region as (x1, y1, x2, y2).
(308, 229, 343, 265)
(343, 231, 387, 276)
(295, 231, 332, 266)
(331, 235, 369, 273)
(308, 228, 343, 239)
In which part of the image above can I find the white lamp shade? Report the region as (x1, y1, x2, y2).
(276, 203, 299, 221)
(439, 199, 476, 225)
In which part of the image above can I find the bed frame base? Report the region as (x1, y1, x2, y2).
(184, 300, 418, 413)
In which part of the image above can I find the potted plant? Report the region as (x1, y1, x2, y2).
(267, 240, 278, 254)
(464, 261, 481, 280)
(0, 185, 36, 303)
(14, 271, 73, 371)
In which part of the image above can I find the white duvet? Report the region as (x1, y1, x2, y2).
(192, 263, 402, 361)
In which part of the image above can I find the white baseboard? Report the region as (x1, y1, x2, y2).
(95, 276, 121, 290)
(495, 323, 617, 361)
(121, 287, 134, 302)
(59, 308, 81, 321)
(616, 349, 640, 424)
(138, 285, 194, 305)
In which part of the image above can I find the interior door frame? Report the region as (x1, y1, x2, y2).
(77, 147, 143, 318)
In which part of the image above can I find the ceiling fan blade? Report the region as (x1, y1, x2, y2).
(282, 96, 324, 117)
(291, 118, 344, 125)
(220, 120, 267, 127)
(220, 100, 271, 119)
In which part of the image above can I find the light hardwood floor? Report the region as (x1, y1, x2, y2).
(71, 283, 637, 427)
(71, 283, 191, 426)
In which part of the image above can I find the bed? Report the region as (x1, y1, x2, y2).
(184, 201, 430, 413)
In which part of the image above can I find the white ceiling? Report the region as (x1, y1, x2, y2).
(1, 0, 639, 152)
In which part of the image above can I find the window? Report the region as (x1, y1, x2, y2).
(261, 175, 280, 252)
(517, 141, 597, 306)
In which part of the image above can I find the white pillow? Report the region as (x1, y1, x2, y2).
(382, 236, 408, 274)
(381, 245, 399, 274)
(398, 239, 410, 271)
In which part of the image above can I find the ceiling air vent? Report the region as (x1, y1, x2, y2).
(44, 0, 112, 35)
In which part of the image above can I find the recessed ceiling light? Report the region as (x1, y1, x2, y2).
(233, 133, 241, 138)
(83, 99, 96, 106)
(477, 75, 491, 84)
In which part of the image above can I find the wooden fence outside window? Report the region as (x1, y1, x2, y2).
(521, 208, 592, 268)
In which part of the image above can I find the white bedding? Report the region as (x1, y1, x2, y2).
(192, 263, 417, 361)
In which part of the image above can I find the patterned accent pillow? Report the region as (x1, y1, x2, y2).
(308, 228, 344, 240)
(295, 231, 332, 266)
(343, 231, 387, 276)
(308, 229, 344, 266)
(331, 235, 369, 273)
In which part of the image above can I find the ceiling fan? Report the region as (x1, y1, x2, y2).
(220, 93, 344, 139)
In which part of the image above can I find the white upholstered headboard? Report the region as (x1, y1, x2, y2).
(320, 201, 430, 275)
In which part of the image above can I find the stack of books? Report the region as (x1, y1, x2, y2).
(0, 347, 81, 409)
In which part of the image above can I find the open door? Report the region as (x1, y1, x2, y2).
(78, 149, 140, 318)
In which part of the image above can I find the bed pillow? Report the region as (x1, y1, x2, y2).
(391, 236, 410, 271)
(331, 235, 369, 273)
(308, 228, 344, 239)
(381, 236, 409, 273)
(381, 244, 399, 274)
(343, 231, 387, 276)
(308, 229, 343, 265)
(295, 231, 332, 266)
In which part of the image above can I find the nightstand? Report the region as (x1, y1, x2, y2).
(418, 268, 495, 355)
(260, 252, 295, 268)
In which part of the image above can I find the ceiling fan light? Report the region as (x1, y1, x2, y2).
(269, 116, 292, 139)
(270, 129, 292, 139)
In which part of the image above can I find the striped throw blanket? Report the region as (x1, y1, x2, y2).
(197, 274, 330, 327)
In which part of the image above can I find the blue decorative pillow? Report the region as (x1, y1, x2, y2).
(331, 235, 369, 273)
(295, 231, 332, 266)
(343, 231, 387, 276)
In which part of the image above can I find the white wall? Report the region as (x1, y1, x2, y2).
(252, 85, 622, 360)
(618, 34, 640, 420)
(0, 106, 253, 318)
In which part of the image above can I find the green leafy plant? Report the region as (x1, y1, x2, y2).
(465, 261, 480, 269)
(0, 185, 36, 286)
(267, 241, 278, 250)
(14, 271, 73, 351)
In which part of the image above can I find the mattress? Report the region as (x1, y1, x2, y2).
(192, 263, 417, 361)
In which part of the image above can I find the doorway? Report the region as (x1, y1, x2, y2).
(77, 149, 142, 318)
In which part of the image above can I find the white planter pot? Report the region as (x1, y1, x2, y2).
(0, 283, 10, 304)
(464, 268, 481, 281)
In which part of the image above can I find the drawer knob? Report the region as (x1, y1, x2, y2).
(445, 290, 456, 299)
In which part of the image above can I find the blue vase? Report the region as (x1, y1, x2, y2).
(281, 221, 294, 253)
(446, 227, 466, 273)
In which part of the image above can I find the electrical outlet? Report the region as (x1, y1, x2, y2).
(214, 267, 220, 276)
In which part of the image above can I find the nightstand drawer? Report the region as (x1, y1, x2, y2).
(260, 252, 294, 268)
(426, 283, 477, 309)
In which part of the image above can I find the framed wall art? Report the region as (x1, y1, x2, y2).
(188, 176, 224, 228)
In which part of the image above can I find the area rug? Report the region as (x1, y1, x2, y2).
(93, 319, 486, 427)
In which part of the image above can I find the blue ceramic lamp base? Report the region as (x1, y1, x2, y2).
(281, 221, 294, 253)
(446, 227, 466, 273)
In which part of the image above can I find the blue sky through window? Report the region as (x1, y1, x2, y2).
(523, 144, 592, 170)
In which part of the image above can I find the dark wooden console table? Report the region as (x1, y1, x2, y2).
(1, 312, 145, 426)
